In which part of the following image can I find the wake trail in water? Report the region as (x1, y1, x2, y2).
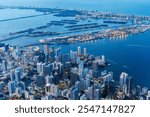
(107, 59, 117, 65)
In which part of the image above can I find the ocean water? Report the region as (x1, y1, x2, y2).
(0, 0, 150, 88)
(0, 0, 150, 15)
(54, 31, 150, 88)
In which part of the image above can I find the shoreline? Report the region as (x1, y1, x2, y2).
(0, 6, 150, 46)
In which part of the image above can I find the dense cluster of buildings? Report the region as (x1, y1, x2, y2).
(0, 44, 149, 100)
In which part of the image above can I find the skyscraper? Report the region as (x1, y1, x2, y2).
(37, 62, 42, 74)
(2, 60, 7, 72)
(84, 48, 87, 56)
(17, 81, 25, 94)
(50, 46, 55, 61)
(55, 48, 61, 57)
(127, 76, 133, 96)
(94, 89, 100, 100)
(44, 44, 49, 54)
(45, 53, 49, 64)
(22, 55, 27, 65)
(8, 81, 16, 96)
(10, 70, 15, 81)
(119, 72, 128, 93)
(85, 78, 91, 89)
(77, 46, 81, 56)
(88, 86, 93, 100)
(15, 67, 22, 82)
(101, 55, 105, 61)
(54, 72, 60, 85)
(78, 61, 84, 69)
(70, 50, 74, 59)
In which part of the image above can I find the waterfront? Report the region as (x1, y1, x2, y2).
(54, 31, 150, 88)
(1, 44, 148, 100)
(0, 0, 150, 90)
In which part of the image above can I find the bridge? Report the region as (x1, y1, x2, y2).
(0, 13, 50, 22)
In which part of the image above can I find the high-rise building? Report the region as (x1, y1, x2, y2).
(50, 84, 59, 97)
(50, 46, 55, 61)
(127, 76, 133, 96)
(103, 72, 113, 84)
(88, 86, 93, 100)
(119, 72, 128, 93)
(76, 57, 80, 64)
(44, 44, 49, 54)
(45, 75, 50, 84)
(88, 70, 93, 77)
(41, 63, 51, 75)
(45, 53, 49, 64)
(17, 81, 25, 94)
(54, 72, 60, 85)
(83, 68, 89, 77)
(37, 62, 42, 74)
(77, 46, 81, 56)
(49, 74, 54, 84)
(94, 89, 100, 100)
(55, 48, 61, 57)
(70, 50, 74, 59)
(84, 48, 87, 56)
(78, 61, 84, 70)
(85, 78, 91, 89)
(15, 67, 22, 82)
(8, 81, 16, 96)
(78, 69, 83, 79)
(74, 52, 78, 58)
(36, 74, 45, 87)
(10, 70, 15, 81)
(70, 72, 79, 85)
(41, 63, 46, 74)
(142, 87, 148, 94)
(71, 88, 79, 100)
(2, 60, 7, 72)
(0, 82, 4, 92)
(22, 55, 27, 65)
(148, 91, 150, 97)
(75, 81, 80, 91)
(92, 61, 99, 71)
(101, 55, 105, 61)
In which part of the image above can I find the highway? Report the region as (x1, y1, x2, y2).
(0, 13, 50, 22)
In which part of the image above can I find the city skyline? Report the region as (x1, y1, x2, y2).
(0, 1, 150, 100)
(0, 44, 149, 100)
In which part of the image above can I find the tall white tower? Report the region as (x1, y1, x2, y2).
(120, 72, 128, 94)
(77, 46, 81, 56)
(84, 48, 87, 56)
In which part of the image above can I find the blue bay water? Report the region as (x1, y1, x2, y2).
(54, 32, 150, 88)
(1, 0, 150, 16)
(0, 0, 150, 88)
